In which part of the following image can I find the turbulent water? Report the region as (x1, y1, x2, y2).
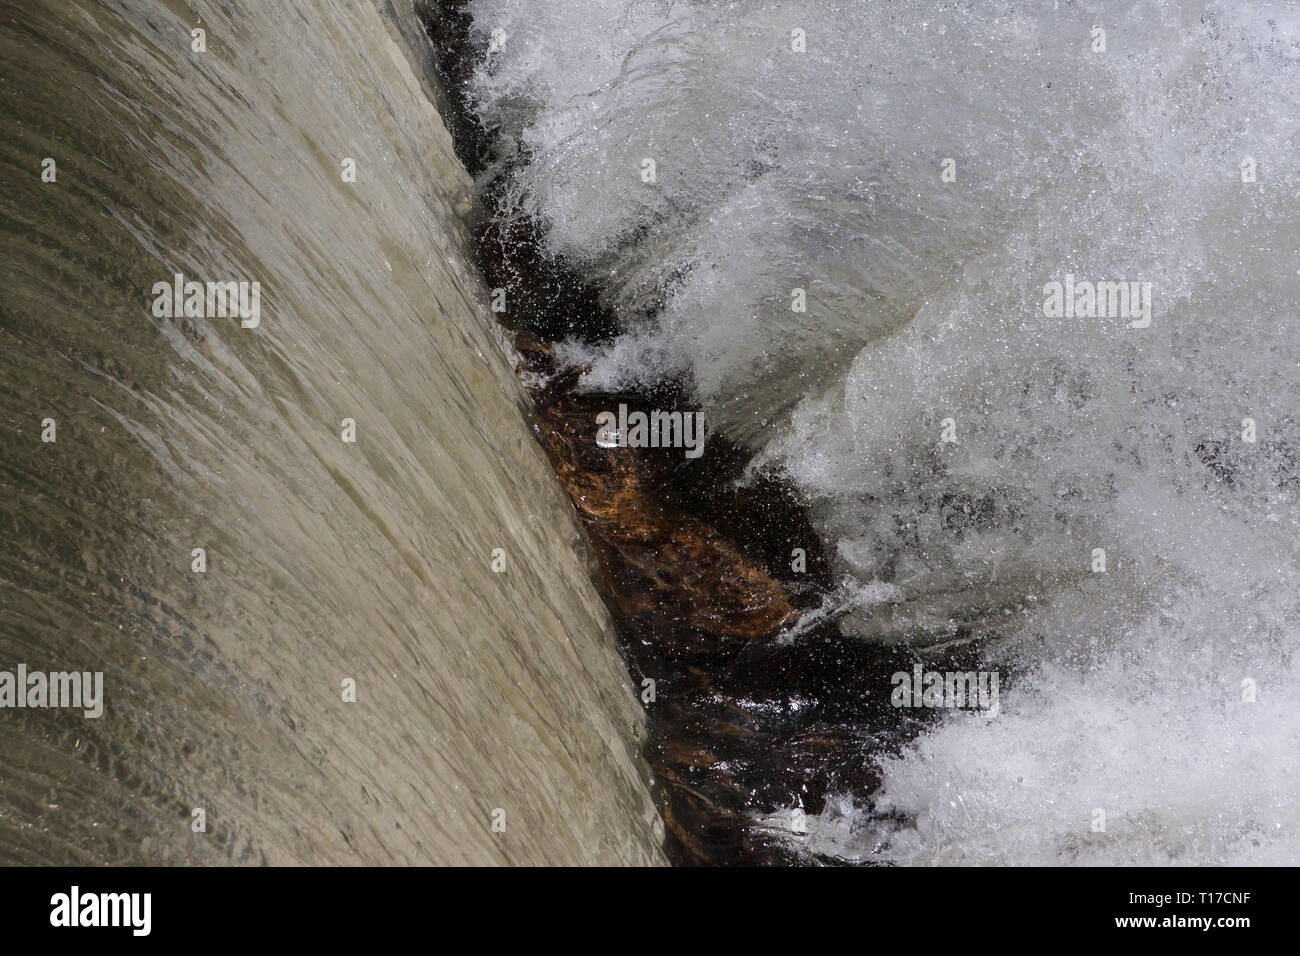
(461, 0, 1300, 864)
(0, 0, 664, 864)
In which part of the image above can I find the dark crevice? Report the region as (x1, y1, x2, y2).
(413, 0, 980, 865)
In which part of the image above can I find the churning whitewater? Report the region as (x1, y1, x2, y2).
(461, 0, 1300, 864)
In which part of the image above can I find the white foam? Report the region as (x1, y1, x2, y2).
(467, 0, 1300, 864)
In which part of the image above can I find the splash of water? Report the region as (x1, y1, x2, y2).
(465, 0, 1300, 864)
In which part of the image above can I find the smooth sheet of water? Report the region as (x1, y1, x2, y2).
(1, 0, 663, 865)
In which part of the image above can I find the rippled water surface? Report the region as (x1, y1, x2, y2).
(1, 0, 663, 865)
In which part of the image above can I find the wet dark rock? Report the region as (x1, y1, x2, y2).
(415, 2, 963, 865)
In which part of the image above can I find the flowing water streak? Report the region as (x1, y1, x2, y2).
(0, 0, 664, 865)
(464, 0, 1300, 864)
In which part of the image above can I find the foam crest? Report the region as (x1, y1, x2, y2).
(467, 0, 1300, 864)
